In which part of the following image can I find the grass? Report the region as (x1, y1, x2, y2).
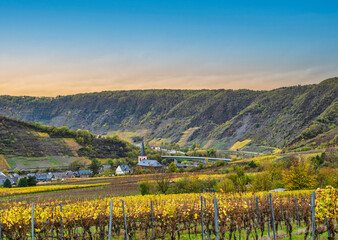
(5, 155, 77, 169)
(230, 139, 252, 151)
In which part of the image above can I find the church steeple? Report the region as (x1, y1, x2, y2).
(138, 138, 147, 163)
(140, 138, 146, 156)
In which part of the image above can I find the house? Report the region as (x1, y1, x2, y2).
(77, 170, 92, 178)
(66, 171, 78, 178)
(52, 172, 68, 180)
(137, 159, 162, 168)
(99, 165, 111, 174)
(35, 173, 53, 182)
(175, 163, 189, 169)
(0, 172, 15, 186)
(116, 165, 131, 175)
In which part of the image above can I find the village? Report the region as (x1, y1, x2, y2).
(0, 140, 205, 187)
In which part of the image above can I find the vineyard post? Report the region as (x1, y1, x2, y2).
(60, 202, 63, 240)
(201, 196, 204, 240)
(269, 193, 276, 240)
(324, 216, 330, 239)
(108, 199, 113, 240)
(204, 197, 210, 240)
(255, 197, 260, 224)
(266, 195, 270, 238)
(0, 213, 2, 240)
(151, 200, 154, 239)
(213, 197, 219, 240)
(31, 203, 34, 240)
(295, 196, 300, 227)
(122, 200, 128, 240)
(310, 192, 315, 240)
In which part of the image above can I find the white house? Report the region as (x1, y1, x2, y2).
(116, 165, 131, 175)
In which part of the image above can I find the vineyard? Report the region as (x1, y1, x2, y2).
(0, 183, 109, 198)
(0, 186, 336, 239)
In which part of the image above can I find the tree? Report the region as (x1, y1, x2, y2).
(207, 148, 216, 157)
(282, 159, 316, 190)
(139, 182, 151, 195)
(156, 175, 171, 194)
(89, 159, 101, 175)
(218, 178, 235, 193)
(107, 159, 114, 169)
(3, 179, 12, 188)
(168, 162, 177, 172)
(69, 159, 85, 171)
(192, 142, 196, 150)
(2, 169, 9, 175)
(250, 172, 272, 191)
(18, 177, 28, 187)
(27, 176, 37, 186)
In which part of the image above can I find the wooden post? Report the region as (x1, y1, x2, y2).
(122, 200, 128, 240)
(151, 200, 154, 239)
(266, 195, 270, 238)
(269, 193, 276, 240)
(311, 192, 316, 240)
(204, 197, 210, 240)
(31, 203, 34, 240)
(213, 197, 219, 240)
(295, 196, 300, 227)
(201, 196, 204, 240)
(108, 200, 113, 240)
(255, 197, 260, 224)
(60, 202, 63, 240)
(0, 212, 2, 240)
(324, 216, 330, 239)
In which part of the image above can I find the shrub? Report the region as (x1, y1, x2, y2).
(139, 182, 151, 195)
(168, 162, 177, 172)
(282, 160, 316, 190)
(18, 177, 28, 187)
(27, 176, 37, 186)
(3, 179, 12, 188)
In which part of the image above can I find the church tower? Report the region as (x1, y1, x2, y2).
(138, 138, 147, 163)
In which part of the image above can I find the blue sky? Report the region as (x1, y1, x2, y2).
(1, 0, 338, 96)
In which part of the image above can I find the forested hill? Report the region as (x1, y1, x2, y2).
(0, 116, 135, 169)
(0, 78, 337, 150)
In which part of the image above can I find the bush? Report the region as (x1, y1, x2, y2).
(27, 176, 37, 186)
(217, 178, 235, 193)
(18, 177, 28, 187)
(168, 162, 177, 172)
(69, 159, 85, 171)
(248, 160, 257, 168)
(139, 182, 151, 195)
(3, 179, 12, 188)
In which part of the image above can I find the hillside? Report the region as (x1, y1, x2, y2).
(0, 116, 135, 170)
(0, 78, 337, 150)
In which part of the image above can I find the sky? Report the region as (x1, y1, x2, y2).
(1, 0, 338, 96)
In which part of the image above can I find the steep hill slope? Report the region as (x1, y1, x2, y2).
(0, 78, 337, 150)
(0, 116, 135, 169)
